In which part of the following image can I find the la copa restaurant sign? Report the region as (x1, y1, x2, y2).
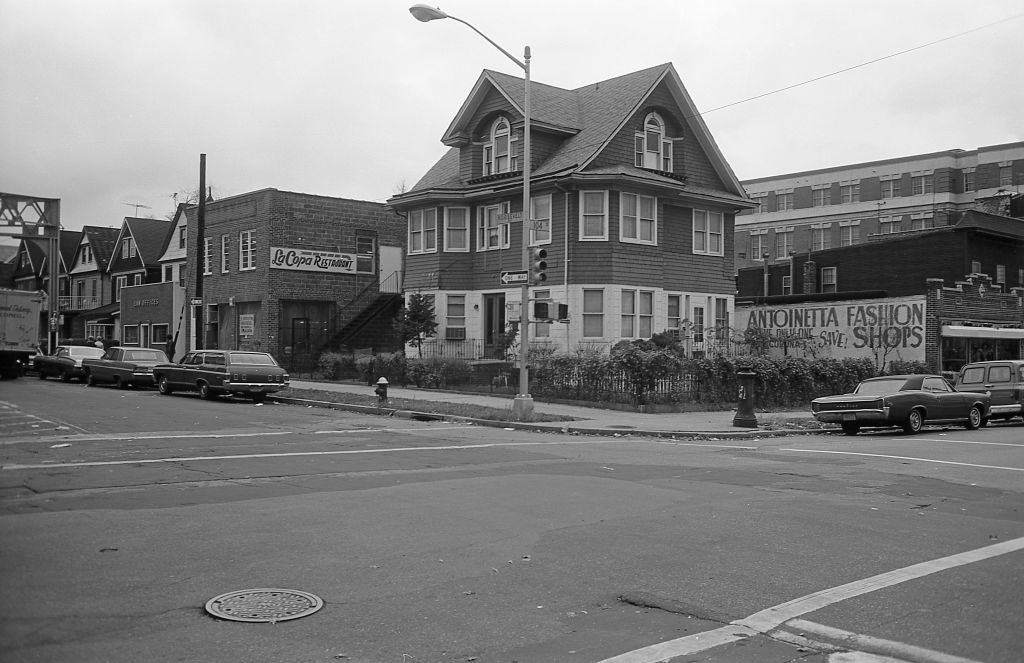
(270, 247, 356, 274)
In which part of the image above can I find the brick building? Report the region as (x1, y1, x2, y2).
(735, 210, 1024, 371)
(735, 142, 1024, 271)
(388, 64, 752, 358)
(180, 189, 406, 371)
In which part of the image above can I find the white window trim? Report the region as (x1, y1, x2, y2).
(692, 209, 724, 256)
(408, 208, 438, 255)
(239, 230, 256, 271)
(483, 117, 515, 175)
(221, 234, 230, 274)
(203, 238, 212, 275)
(579, 191, 609, 241)
(476, 202, 511, 252)
(634, 112, 673, 171)
(619, 192, 657, 245)
(530, 194, 552, 246)
(582, 288, 605, 338)
(443, 207, 470, 253)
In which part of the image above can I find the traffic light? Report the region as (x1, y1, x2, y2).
(529, 247, 547, 283)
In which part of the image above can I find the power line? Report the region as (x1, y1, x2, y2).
(697, 13, 1024, 117)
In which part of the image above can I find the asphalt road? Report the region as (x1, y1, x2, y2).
(1, 378, 1023, 663)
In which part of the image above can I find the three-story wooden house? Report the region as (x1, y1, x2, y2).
(389, 63, 752, 358)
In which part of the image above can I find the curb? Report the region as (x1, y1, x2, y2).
(268, 395, 825, 439)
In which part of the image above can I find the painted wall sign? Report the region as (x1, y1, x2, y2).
(270, 247, 356, 274)
(738, 296, 926, 364)
(238, 314, 255, 337)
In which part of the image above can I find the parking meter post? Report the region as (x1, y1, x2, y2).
(733, 367, 758, 428)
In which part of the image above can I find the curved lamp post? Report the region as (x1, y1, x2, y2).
(410, 4, 534, 419)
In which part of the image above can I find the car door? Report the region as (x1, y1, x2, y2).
(982, 363, 1015, 413)
(922, 376, 957, 419)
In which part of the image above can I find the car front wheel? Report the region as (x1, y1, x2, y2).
(199, 383, 217, 400)
(158, 377, 173, 395)
(902, 408, 924, 434)
(965, 405, 983, 430)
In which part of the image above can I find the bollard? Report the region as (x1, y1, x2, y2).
(732, 366, 758, 428)
(374, 377, 389, 404)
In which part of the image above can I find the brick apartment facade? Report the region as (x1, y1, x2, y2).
(182, 189, 406, 371)
(388, 64, 752, 359)
(735, 142, 1024, 271)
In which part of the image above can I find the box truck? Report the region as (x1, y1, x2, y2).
(0, 288, 43, 379)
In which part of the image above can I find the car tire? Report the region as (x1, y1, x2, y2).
(158, 377, 173, 395)
(903, 408, 924, 434)
(252, 393, 267, 404)
(199, 383, 217, 400)
(965, 406, 983, 430)
(114, 376, 128, 390)
(841, 422, 860, 436)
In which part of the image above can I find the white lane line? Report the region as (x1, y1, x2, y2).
(779, 448, 1024, 472)
(597, 536, 1024, 663)
(784, 619, 983, 663)
(913, 437, 1024, 447)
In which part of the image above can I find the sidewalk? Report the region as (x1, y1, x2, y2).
(285, 379, 822, 439)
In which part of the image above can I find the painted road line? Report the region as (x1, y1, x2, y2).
(782, 619, 983, 663)
(779, 448, 1024, 472)
(597, 536, 1024, 663)
(1, 436, 753, 471)
(913, 437, 1024, 447)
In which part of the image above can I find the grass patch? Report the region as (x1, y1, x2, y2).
(275, 387, 574, 423)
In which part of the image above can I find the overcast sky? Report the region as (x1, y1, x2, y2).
(2, 0, 1022, 242)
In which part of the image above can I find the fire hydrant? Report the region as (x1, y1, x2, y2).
(374, 377, 389, 404)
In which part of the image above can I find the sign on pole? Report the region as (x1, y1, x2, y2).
(500, 270, 529, 285)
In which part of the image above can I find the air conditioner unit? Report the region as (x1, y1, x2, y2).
(445, 327, 467, 340)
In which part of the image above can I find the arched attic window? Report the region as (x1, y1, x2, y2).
(483, 116, 517, 175)
(634, 112, 674, 172)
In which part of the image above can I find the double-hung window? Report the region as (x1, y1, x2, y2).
(221, 235, 230, 273)
(880, 177, 901, 199)
(582, 289, 604, 337)
(693, 209, 723, 256)
(839, 221, 860, 246)
(714, 298, 730, 340)
(446, 295, 466, 335)
(749, 230, 768, 260)
(483, 117, 515, 175)
(620, 193, 656, 244)
(444, 207, 469, 252)
(667, 294, 682, 331)
(912, 174, 933, 195)
(121, 237, 136, 259)
(239, 230, 256, 271)
(356, 235, 375, 273)
(963, 169, 975, 192)
(811, 186, 830, 207)
(530, 195, 551, 245)
(878, 216, 900, 235)
(409, 209, 437, 254)
(910, 213, 934, 231)
(114, 275, 127, 303)
(620, 289, 653, 338)
(634, 112, 673, 171)
(810, 224, 831, 251)
(774, 229, 793, 257)
(821, 267, 837, 293)
(477, 202, 510, 250)
(999, 165, 1012, 186)
(579, 191, 608, 240)
(775, 191, 794, 211)
(178, 227, 186, 249)
(534, 289, 551, 338)
(203, 238, 212, 275)
(840, 182, 860, 203)
(692, 306, 705, 344)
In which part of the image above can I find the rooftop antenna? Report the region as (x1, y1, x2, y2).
(122, 201, 152, 216)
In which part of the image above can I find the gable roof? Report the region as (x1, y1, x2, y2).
(412, 63, 747, 201)
(81, 225, 122, 270)
(59, 230, 82, 271)
(110, 217, 173, 271)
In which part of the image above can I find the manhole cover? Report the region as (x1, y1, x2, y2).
(205, 588, 323, 623)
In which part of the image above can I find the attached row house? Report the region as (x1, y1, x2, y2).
(389, 63, 753, 359)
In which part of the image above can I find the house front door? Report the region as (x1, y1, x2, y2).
(483, 293, 506, 359)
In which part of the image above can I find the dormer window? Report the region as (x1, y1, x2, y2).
(634, 112, 673, 172)
(82, 244, 93, 264)
(483, 117, 516, 175)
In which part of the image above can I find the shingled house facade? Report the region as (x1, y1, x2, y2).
(389, 64, 752, 358)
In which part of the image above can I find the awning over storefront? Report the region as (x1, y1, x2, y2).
(941, 325, 1024, 339)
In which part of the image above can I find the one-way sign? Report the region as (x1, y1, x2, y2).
(500, 270, 529, 285)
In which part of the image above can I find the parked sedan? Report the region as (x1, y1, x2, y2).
(35, 345, 106, 382)
(811, 374, 990, 435)
(153, 350, 289, 403)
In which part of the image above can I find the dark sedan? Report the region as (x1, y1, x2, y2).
(34, 345, 106, 382)
(811, 374, 990, 435)
(152, 350, 289, 403)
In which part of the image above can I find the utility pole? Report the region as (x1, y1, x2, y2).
(195, 154, 206, 350)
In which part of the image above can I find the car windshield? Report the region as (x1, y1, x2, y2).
(228, 352, 276, 366)
(124, 350, 168, 362)
(854, 378, 909, 396)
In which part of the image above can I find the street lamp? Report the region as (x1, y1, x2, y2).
(410, 4, 535, 419)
